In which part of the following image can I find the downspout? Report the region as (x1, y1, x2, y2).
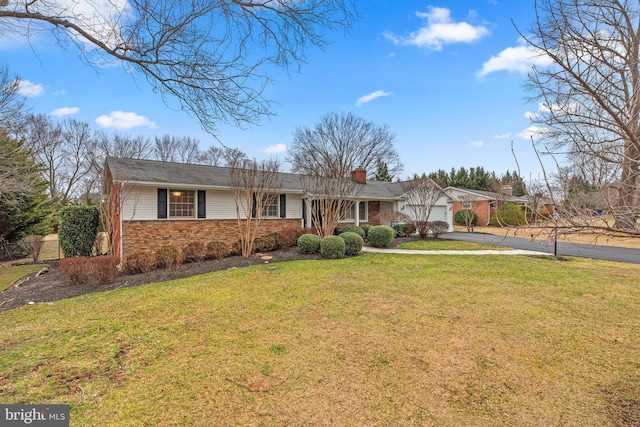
(119, 182, 124, 269)
(487, 201, 491, 226)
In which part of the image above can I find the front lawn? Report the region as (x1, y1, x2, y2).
(1, 254, 639, 426)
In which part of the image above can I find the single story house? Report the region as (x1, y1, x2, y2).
(105, 157, 454, 263)
(445, 186, 554, 226)
(445, 187, 528, 226)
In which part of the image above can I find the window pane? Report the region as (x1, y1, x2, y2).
(261, 193, 278, 217)
(359, 202, 366, 221)
(169, 190, 195, 218)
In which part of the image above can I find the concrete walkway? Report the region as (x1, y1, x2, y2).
(361, 247, 549, 256)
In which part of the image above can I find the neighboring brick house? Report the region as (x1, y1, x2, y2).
(105, 157, 454, 264)
(445, 187, 529, 226)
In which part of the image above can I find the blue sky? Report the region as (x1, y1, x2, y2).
(3, 0, 553, 179)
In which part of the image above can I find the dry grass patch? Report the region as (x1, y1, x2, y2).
(1, 255, 639, 426)
(0, 264, 48, 292)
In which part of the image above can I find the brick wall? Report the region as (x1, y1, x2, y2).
(452, 200, 491, 226)
(122, 218, 302, 256)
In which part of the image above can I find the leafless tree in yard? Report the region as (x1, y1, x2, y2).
(154, 134, 202, 163)
(401, 177, 445, 239)
(21, 114, 94, 204)
(198, 146, 225, 166)
(0, 63, 28, 136)
(455, 194, 481, 232)
(302, 172, 359, 237)
(521, 0, 640, 232)
(223, 147, 249, 167)
(288, 111, 403, 179)
(1, 0, 355, 134)
(229, 159, 282, 257)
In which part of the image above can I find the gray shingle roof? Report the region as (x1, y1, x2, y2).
(106, 157, 406, 200)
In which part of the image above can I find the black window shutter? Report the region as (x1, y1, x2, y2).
(197, 190, 206, 218)
(251, 193, 257, 218)
(158, 188, 168, 219)
(280, 194, 286, 218)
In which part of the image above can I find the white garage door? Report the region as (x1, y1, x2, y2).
(428, 206, 447, 223)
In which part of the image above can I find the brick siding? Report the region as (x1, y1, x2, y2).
(122, 218, 302, 256)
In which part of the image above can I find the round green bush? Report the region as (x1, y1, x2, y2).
(320, 235, 346, 259)
(297, 233, 321, 254)
(368, 225, 395, 248)
(341, 224, 365, 238)
(454, 209, 478, 226)
(339, 232, 364, 256)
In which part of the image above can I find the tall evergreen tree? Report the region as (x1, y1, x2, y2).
(373, 160, 394, 182)
(0, 133, 53, 242)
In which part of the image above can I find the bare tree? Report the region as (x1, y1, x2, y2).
(302, 173, 359, 237)
(0, 63, 28, 135)
(521, 0, 640, 231)
(154, 134, 202, 163)
(1, 1, 355, 134)
(229, 159, 282, 257)
(401, 177, 445, 239)
(21, 114, 95, 204)
(223, 147, 249, 167)
(198, 146, 225, 166)
(288, 111, 403, 179)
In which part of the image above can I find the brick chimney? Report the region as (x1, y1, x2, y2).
(499, 185, 513, 196)
(351, 167, 367, 184)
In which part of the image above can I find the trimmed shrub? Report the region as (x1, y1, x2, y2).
(156, 245, 182, 270)
(93, 256, 118, 285)
(276, 228, 300, 249)
(393, 223, 413, 237)
(297, 233, 321, 254)
(58, 205, 100, 257)
(428, 221, 449, 238)
(360, 224, 371, 237)
(320, 236, 346, 259)
(206, 241, 231, 260)
(124, 251, 155, 274)
(341, 225, 365, 239)
(454, 209, 478, 226)
(182, 241, 207, 263)
(254, 233, 279, 252)
(339, 232, 364, 256)
(491, 203, 526, 226)
(368, 225, 395, 248)
(58, 257, 92, 285)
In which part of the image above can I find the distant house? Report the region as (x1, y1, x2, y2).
(105, 158, 454, 263)
(445, 187, 529, 226)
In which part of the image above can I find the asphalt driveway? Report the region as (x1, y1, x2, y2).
(445, 232, 640, 265)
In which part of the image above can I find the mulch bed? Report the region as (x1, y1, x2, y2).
(0, 237, 419, 313)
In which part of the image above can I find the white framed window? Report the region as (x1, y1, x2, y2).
(462, 201, 472, 209)
(261, 193, 279, 217)
(342, 201, 367, 222)
(169, 190, 195, 218)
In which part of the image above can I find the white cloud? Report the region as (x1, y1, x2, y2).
(524, 111, 539, 120)
(51, 106, 80, 116)
(95, 111, 156, 130)
(356, 90, 392, 106)
(494, 133, 511, 139)
(517, 126, 549, 140)
(264, 143, 287, 154)
(478, 39, 553, 77)
(384, 6, 489, 51)
(16, 80, 44, 97)
(471, 140, 484, 147)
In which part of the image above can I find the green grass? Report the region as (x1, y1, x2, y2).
(398, 239, 507, 251)
(1, 255, 639, 426)
(0, 264, 48, 291)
